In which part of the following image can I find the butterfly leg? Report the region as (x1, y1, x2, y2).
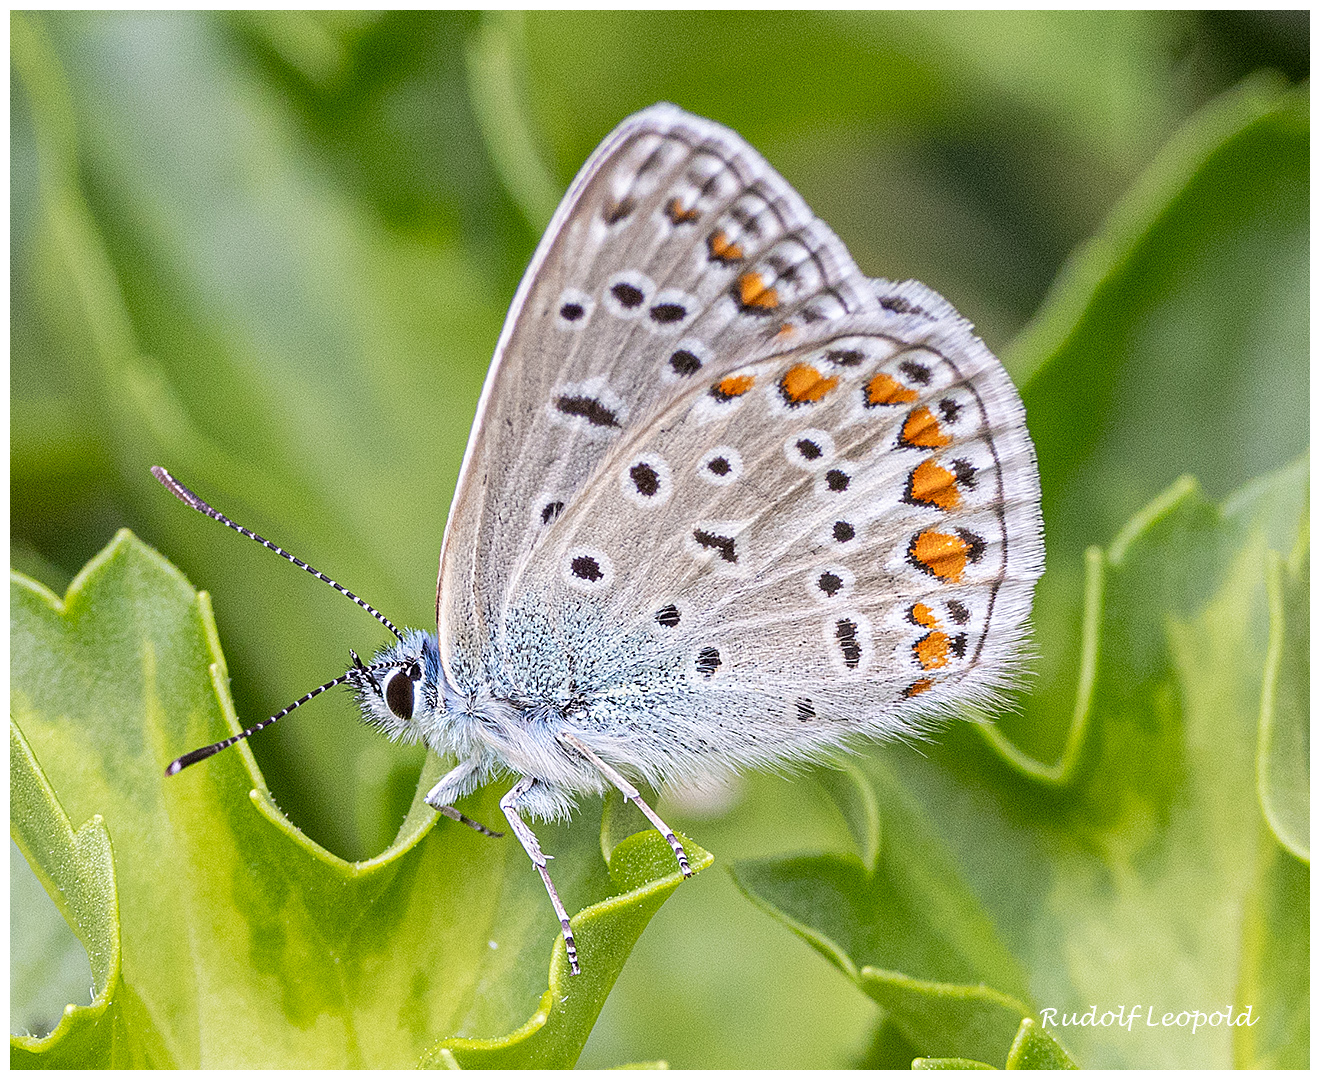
(559, 732, 691, 878)
(425, 760, 504, 838)
(501, 776, 580, 975)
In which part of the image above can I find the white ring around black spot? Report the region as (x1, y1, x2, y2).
(784, 429, 836, 471)
(645, 288, 698, 334)
(548, 378, 628, 439)
(620, 453, 672, 507)
(814, 466, 853, 498)
(807, 564, 855, 604)
(824, 610, 872, 675)
(555, 288, 595, 329)
(823, 518, 860, 547)
(696, 446, 744, 486)
(562, 547, 615, 593)
(532, 493, 569, 529)
(695, 645, 722, 679)
(663, 337, 711, 382)
(685, 520, 749, 574)
(603, 271, 655, 319)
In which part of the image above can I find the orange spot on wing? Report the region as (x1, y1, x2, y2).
(666, 197, 699, 224)
(708, 230, 744, 263)
(914, 631, 951, 671)
(712, 374, 755, 400)
(907, 457, 960, 511)
(779, 363, 839, 404)
(904, 678, 934, 698)
(865, 372, 918, 406)
(909, 529, 969, 583)
(737, 271, 779, 310)
(776, 322, 795, 339)
(909, 603, 939, 629)
(901, 406, 951, 448)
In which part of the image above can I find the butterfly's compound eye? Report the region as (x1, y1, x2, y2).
(384, 667, 416, 721)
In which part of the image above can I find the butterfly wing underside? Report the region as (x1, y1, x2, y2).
(437, 105, 1042, 771)
(438, 106, 883, 655)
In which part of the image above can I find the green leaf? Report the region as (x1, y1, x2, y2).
(465, 11, 561, 233)
(1004, 1017, 1078, 1069)
(1234, 823, 1308, 1068)
(12, 9, 505, 859)
(1257, 534, 1308, 861)
(1011, 74, 1307, 514)
(881, 1019, 1079, 1068)
(731, 764, 1035, 1065)
(428, 831, 711, 1068)
(11, 532, 707, 1066)
(10, 839, 93, 1043)
(10, 721, 132, 1067)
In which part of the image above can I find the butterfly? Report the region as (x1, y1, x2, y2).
(160, 103, 1043, 976)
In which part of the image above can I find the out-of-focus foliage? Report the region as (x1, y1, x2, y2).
(12, 9, 1307, 1068)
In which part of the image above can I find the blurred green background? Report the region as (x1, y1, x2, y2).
(11, 10, 1308, 1068)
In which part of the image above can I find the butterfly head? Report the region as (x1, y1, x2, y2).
(345, 628, 444, 743)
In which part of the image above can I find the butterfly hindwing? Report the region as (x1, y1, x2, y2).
(495, 292, 1042, 772)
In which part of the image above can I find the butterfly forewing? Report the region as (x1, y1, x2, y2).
(438, 105, 886, 677)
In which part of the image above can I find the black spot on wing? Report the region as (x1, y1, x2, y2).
(555, 395, 620, 427)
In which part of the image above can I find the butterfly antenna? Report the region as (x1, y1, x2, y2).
(165, 674, 349, 776)
(151, 466, 403, 641)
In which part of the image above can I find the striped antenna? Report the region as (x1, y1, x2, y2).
(151, 466, 403, 641)
(165, 674, 348, 776)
